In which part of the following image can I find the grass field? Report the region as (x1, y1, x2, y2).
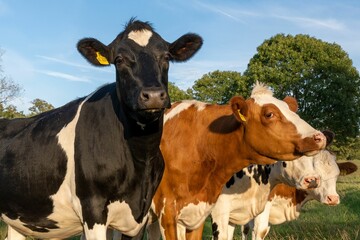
(1, 160, 359, 240)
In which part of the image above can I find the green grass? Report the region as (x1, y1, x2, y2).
(1, 160, 360, 240)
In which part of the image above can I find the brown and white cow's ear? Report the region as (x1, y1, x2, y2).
(322, 130, 335, 146)
(230, 96, 248, 123)
(337, 162, 358, 175)
(283, 96, 298, 112)
(169, 33, 203, 62)
(77, 38, 111, 67)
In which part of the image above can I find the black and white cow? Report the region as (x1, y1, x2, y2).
(0, 19, 202, 240)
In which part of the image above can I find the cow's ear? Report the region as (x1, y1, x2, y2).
(169, 33, 203, 62)
(77, 38, 111, 66)
(337, 162, 358, 175)
(283, 96, 298, 112)
(230, 96, 248, 123)
(322, 130, 335, 146)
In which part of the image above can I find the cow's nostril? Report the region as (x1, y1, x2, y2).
(313, 132, 325, 143)
(141, 92, 150, 101)
(304, 177, 319, 188)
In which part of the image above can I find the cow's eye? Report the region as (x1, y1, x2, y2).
(265, 112, 274, 119)
(164, 52, 172, 61)
(115, 56, 124, 65)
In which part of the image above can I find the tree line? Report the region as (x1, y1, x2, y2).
(1, 34, 360, 158)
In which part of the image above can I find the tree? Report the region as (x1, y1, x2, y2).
(28, 98, 54, 116)
(168, 82, 192, 102)
(244, 34, 360, 144)
(191, 70, 249, 104)
(0, 104, 25, 118)
(0, 49, 22, 106)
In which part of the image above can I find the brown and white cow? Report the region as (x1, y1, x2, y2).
(148, 82, 328, 240)
(242, 158, 357, 240)
(210, 150, 356, 240)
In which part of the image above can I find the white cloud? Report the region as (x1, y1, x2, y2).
(194, 1, 247, 23)
(273, 15, 346, 31)
(36, 70, 91, 83)
(36, 55, 113, 73)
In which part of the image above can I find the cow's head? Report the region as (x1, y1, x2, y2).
(230, 82, 327, 162)
(307, 152, 357, 205)
(77, 18, 203, 124)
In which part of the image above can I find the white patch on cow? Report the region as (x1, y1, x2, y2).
(164, 100, 206, 123)
(106, 200, 148, 236)
(268, 196, 299, 224)
(83, 223, 107, 240)
(250, 82, 316, 138)
(177, 201, 214, 230)
(128, 30, 153, 47)
(51, 95, 95, 228)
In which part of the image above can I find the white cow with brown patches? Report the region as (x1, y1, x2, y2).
(209, 150, 357, 240)
(242, 156, 357, 240)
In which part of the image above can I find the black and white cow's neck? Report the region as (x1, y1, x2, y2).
(75, 83, 165, 226)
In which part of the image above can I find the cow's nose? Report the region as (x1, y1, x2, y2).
(140, 88, 169, 109)
(313, 132, 326, 148)
(303, 176, 320, 189)
(326, 195, 340, 205)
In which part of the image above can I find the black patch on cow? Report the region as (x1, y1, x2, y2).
(247, 165, 253, 173)
(0, 97, 82, 227)
(226, 176, 235, 188)
(242, 224, 250, 235)
(74, 84, 165, 229)
(253, 165, 271, 185)
(23, 218, 59, 232)
(211, 220, 219, 240)
(282, 161, 287, 168)
(236, 170, 245, 179)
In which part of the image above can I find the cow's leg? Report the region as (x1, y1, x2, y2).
(177, 224, 186, 240)
(147, 221, 161, 240)
(227, 223, 236, 240)
(185, 224, 204, 240)
(83, 223, 107, 240)
(211, 211, 231, 240)
(6, 226, 26, 240)
(159, 204, 178, 240)
(253, 203, 271, 240)
(240, 223, 251, 240)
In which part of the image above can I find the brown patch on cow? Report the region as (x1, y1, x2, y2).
(269, 183, 308, 206)
(337, 162, 358, 175)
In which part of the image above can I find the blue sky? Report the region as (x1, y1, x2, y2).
(0, 0, 359, 112)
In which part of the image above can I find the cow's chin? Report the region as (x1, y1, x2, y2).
(303, 149, 321, 156)
(133, 109, 164, 124)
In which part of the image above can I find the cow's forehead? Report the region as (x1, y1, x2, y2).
(315, 151, 339, 177)
(128, 29, 153, 47)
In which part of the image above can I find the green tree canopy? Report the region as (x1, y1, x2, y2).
(168, 82, 192, 102)
(28, 98, 54, 117)
(192, 70, 249, 104)
(244, 34, 360, 144)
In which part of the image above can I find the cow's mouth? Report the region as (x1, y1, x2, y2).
(142, 108, 164, 113)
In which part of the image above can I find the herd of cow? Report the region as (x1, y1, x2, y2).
(0, 19, 357, 240)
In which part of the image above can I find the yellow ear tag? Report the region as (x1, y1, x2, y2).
(237, 110, 246, 122)
(96, 52, 109, 65)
